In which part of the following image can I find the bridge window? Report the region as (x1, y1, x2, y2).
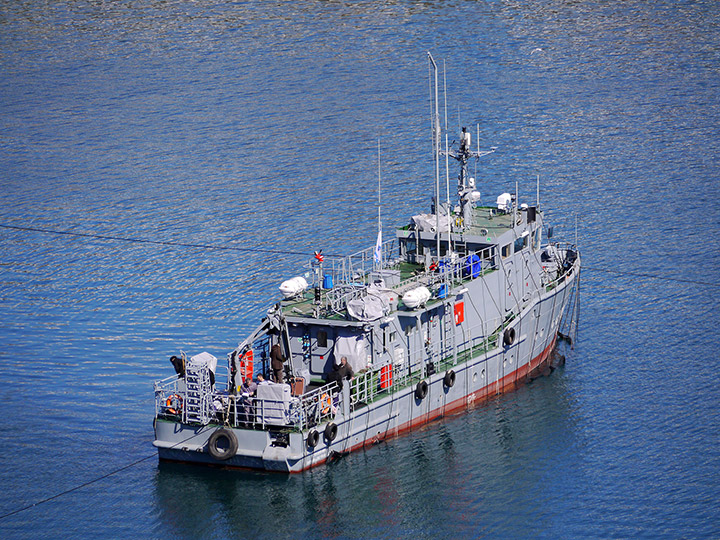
(514, 233, 529, 253)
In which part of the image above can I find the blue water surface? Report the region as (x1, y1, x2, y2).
(1, 1, 719, 538)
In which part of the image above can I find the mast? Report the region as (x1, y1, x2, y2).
(443, 125, 495, 230)
(428, 52, 441, 265)
(443, 60, 452, 260)
(374, 140, 382, 270)
(378, 140, 381, 233)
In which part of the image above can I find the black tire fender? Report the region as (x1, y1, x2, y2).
(324, 423, 338, 442)
(207, 428, 238, 461)
(415, 380, 428, 400)
(443, 370, 456, 388)
(503, 327, 516, 347)
(307, 429, 320, 448)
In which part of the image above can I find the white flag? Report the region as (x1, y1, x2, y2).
(374, 229, 382, 265)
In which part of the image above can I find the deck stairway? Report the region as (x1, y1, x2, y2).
(185, 355, 213, 425)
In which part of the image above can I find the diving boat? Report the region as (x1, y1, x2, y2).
(152, 55, 581, 472)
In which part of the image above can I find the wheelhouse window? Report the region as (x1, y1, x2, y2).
(501, 244, 511, 259)
(405, 240, 416, 256)
(514, 233, 529, 253)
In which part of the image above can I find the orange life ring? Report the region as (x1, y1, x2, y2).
(320, 393, 332, 415)
(166, 394, 183, 415)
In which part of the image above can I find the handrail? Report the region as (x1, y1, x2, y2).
(324, 247, 499, 313)
(154, 378, 343, 432)
(297, 381, 340, 428)
(346, 311, 505, 409)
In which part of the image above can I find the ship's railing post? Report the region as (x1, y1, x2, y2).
(153, 382, 161, 418)
(341, 384, 351, 417)
(230, 395, 237, 427)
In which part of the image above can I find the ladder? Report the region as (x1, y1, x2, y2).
(444, 298, 457, 366)
(185, 356, 213, 425)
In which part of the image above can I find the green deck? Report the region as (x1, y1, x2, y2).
(279, 258, 497, 320)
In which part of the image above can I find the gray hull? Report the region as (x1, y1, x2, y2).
(154, 266, 577, 473)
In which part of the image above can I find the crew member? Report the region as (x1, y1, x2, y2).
(240, 376, 257, 396)
(270, 342, 286, 383)
(328, 356, 354, 389)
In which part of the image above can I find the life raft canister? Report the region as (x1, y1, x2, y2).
(503, 327, 516, 347)
(166, 394, 183, 415)
(207, 428, 238, 461)
(415, 380, 428, 400)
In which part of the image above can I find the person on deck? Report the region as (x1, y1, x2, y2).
(328, 356, 354, 389)
(240, 376, 257, 396)
(238, 376, 258, 426)
(270, 343, 286, 383)
(337, 356, 354, 381)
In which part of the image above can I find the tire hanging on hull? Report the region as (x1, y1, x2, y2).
(207, 428, 238, 461)
(415, 381, 428, 400)
(503, 327, 516, 347)
(307, 429, 320, 448)
(324, 423, 338, 442)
